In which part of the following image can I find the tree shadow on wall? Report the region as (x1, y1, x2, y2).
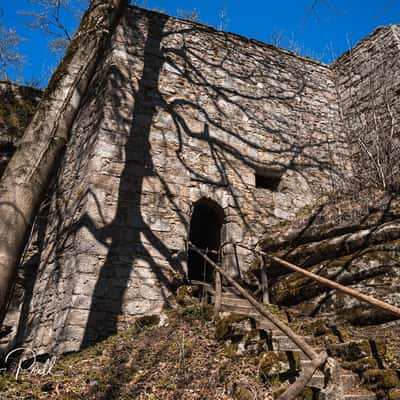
(61, 8, 347, 349)
(79, 14, 177, 347)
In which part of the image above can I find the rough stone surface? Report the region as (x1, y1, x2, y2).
(1, 7, 399, 355)
(262, 193, 400, 324)
(333, 26, 400, 190)
(258, 350, 301, 379)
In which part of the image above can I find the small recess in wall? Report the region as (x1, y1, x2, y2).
(255, 170, 282, 191)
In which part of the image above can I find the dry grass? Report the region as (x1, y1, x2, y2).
(0, 305, 271, 400)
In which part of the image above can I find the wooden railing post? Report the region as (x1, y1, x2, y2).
(260, 255, 270, 305)
(188, 242, 320, 360)
(188, 242, 327, 400)
(214, 270, 222, 317)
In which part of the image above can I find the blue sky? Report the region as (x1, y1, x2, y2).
(2, 0, 400, 87)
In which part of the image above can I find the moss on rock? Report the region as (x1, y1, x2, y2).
(232, 383, 254, 400)
(0, 82, 41, 142)
(258, 351, 300, 381)
(334, 327, 351, 343)
(306, 319, 330, 336)
(342, 357, 379, 374)
(388, 389, 400, 400)
(215, 314, 255, 341)
(273, 385, 288, 398)
(327, 340, 372, 361)
(298, 386, 317, 400)
(180, 304, 213, 321)
(134, 315, 160, 331)
(323, 334, 341, 346)
(340, 305, 397, 326)
(175, 285, 194, 305)
(362, 369, 400, 391)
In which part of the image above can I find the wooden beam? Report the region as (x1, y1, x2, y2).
(260, 256, 270, 304)
(214, 271, 222, 317)
(189, 242, 328, 400)
(189, 242, 320, 360)
(270, 255, 400, 318)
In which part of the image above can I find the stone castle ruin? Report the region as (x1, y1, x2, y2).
(1, 5, 400, 356)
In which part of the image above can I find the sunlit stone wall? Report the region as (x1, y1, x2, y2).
(2, 6, 355, 355)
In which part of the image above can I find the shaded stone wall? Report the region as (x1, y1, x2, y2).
(2, 6, 353, 354)
(0, 53, 116, 353)
(333, 26, 400, 190)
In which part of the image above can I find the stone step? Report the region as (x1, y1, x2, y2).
(319, 387, 377, 400)
(299, 352, 314, 361)
(220, 296, 252, 307)
(220, 305, 290, 326)
(304, 368, 360, 392)
(343, 394, 376, 400)
(340, 372, 360, 392)
(220, 303, 261, 317)
(307, 371, 326, 389)
(258, 320, 280, 332)
(220, 291, 241, 299)
(205, 284, 376, 399)
(272, 335, 313, 352)
(223, 286, 242, 296)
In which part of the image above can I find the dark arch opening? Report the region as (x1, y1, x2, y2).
(187, 199, 224, 283)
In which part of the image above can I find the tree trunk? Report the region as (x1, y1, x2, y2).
(0, 0, 127, 324)
(260, 256, 270, 304)
(275, 221, 400, 268)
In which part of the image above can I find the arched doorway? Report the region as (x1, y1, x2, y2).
(187, 199, 224, 283)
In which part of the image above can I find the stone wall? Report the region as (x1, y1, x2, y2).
(333, 26, 400, 190)
(0, 53, 114, 353)
(1, 6, 366, 355)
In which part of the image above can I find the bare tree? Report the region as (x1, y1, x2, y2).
(270, 29, 325, 59)
(218, 4, 230, 31)
(19, 0, 88, 56)
(0, 11, 25, 80)
(335, 43, 400, 194)
(308, 0, 336, 20)
(177, 9, 200, 22)
(270, 30, 304, 55)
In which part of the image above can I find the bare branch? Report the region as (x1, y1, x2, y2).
(0, 15, 25, 80)
(19, 0, 88, 56)
(177, 9, 200, 22)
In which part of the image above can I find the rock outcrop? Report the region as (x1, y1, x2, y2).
(0, 80, 42, 177)
(258, 191, 400, 325)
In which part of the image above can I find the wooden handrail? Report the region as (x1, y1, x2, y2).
(188, 242, 327, 400)
(189, 241, 400, 399)
(190, 280, 214, 293)
(269, 255, 400, 318)
(220, 240, 400, 318)
(188, 242, 320, 360)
